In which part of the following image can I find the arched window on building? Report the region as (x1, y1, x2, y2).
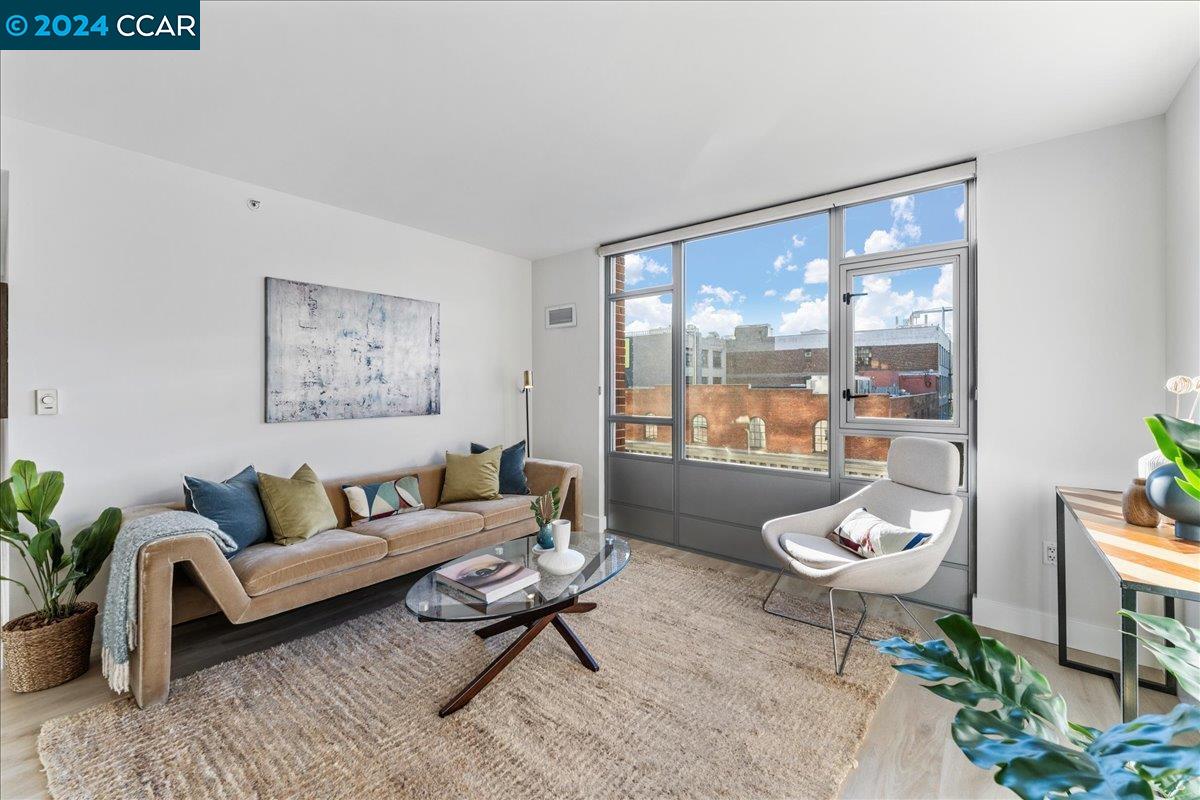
(813, 420, 829, 453)
(748, 417, 766, 450)
(645, 423, 658, 440)
(692, 414, 708, 444)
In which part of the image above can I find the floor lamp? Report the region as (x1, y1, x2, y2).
(521, 370, 533, 456)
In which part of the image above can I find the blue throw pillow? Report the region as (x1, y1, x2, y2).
(470, 441, 529, 495)
(183, 465, 271, 558)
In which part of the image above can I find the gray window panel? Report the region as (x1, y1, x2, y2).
(608, 502, 674, 544)
(608, 455, 674, 512)
(678, 516, 776, 568)
(902, 562, 969, 613)
(679, 462, 832, 530)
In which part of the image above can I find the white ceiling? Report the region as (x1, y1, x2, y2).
(2, 1, 1197, 260)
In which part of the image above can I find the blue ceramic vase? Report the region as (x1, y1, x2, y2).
(536, 524, 554, 549)
(1144, 463, 1200, 542)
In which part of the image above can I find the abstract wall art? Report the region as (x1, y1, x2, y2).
(265, 277, 441, 422)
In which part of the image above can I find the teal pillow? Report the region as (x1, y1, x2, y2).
(342, 475, 424, 524)
(183, 466, 270, 558)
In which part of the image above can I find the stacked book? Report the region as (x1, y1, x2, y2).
(434, 554, 539, 603)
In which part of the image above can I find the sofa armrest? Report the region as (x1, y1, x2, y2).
(524, 458, 583, 531)
(129, 534, 252, 708)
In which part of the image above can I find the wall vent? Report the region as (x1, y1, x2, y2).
(545, 303, 577, 329)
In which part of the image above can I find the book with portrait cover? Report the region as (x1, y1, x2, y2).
(434, 554, 539, 603)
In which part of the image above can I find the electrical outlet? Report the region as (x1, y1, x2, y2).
(1043, 541, 1058, 566)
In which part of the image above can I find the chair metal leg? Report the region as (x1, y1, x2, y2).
(892, 595, 934, 640)
(828, 589, 869, 676)
(765, 570, 935, 676)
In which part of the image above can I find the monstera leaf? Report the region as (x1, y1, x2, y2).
(877, 613, 1200, 800)
(876, 614, 1079, 744)
(952, 704, 1200, 800)
(1119, 610, 1200, 701)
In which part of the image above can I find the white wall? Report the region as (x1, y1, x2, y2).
(1165, 63, 1199, 395)
(530, 248, 605, 528)
(0, 117, 531, 621)
(973, 117, 1168, 654)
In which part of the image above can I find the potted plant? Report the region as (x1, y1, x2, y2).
(530, 486, 561, 550)
(877, 612, 1200, 799)
(0, 460, 121, 692)
(1144, 414, 1200, 541)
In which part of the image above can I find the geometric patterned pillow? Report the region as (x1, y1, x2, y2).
(824, 507, 931, 559)
(342, 475, 424, 524)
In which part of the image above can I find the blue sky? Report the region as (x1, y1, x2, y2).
(621, 184, 964, 337)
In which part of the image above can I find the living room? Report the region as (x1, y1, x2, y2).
(1, 3, 1198, 799)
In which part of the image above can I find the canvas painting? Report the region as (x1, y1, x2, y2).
(265, 277, 440, 422)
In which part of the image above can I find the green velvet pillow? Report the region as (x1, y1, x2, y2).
(257, 464, 338, 545)
(440, 447, 502, 504)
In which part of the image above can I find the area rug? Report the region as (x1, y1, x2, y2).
(39, 551, 910, 800)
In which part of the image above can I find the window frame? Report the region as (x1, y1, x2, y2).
(838, 246, 970, 436)
(692, 414, 708, 444)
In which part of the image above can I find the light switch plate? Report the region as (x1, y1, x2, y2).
(35, 388, 58, 415)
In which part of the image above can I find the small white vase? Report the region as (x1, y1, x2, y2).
(551, 519, 572, 553)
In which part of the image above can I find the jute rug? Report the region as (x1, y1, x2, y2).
(39, 551, 910, 800)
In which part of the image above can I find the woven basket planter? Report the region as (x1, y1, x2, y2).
(2, 602, 97, 693)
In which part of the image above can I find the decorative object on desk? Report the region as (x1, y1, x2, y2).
(530, 485, 560, 550)
(1120, 478, 1160, 527)
(1164, 374, 1197, 419)
(0, 459, 121, 692)
(434, 554, 539, 604)
(264, 277, 440, 422)
(1143, 414, 1200, 541)
(538, 519, 584, 575)
(877, 612, 1200, 800)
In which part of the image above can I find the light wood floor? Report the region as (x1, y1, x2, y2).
(0, 539, 1177, 800)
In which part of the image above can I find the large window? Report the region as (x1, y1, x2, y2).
(681, 212, 831, 473)
(602, 165, 975, 614)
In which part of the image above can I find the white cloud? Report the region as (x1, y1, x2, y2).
(622, 253, 669, 287)
(803, 258, 828, 285)
(845, 249, 857, 258)
(699, 284, 739, 305)
(782, 287, 807, 302)
(623, 294, 672, 333)
(860, 194, 923, 255)
(863, 229, 901, 254)
(773, 250, 795, 272)
(792, 234, 807, 248)
(851, 265, 955, 334)
(955, 202, 965, 224)
(763, 289, 778, 297)
(779, 296, 829, 334)
(688, 300, 743, 337)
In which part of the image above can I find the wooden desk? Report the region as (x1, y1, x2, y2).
(1055, 487, 1200, 721)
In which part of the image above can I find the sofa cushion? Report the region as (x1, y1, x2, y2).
(183, 465, 270, 558)
(440, 448, 502, 503)
(351, 508, 484, 556)
(437, 495, 534, 530)
(257, 464, 339, 545)
(230, 530, 387, 596)
(470, 441, 529, 495)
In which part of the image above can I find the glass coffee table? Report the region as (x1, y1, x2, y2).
(405, 530, 630, 716)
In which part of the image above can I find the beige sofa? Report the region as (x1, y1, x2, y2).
(125, 458, 582, 708)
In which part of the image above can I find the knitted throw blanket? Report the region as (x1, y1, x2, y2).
(101, 511, 236, 694)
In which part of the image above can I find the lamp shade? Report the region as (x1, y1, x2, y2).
(522, 370, 533, 390)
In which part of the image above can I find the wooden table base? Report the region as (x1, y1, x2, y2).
(438, 599, 600, 717)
